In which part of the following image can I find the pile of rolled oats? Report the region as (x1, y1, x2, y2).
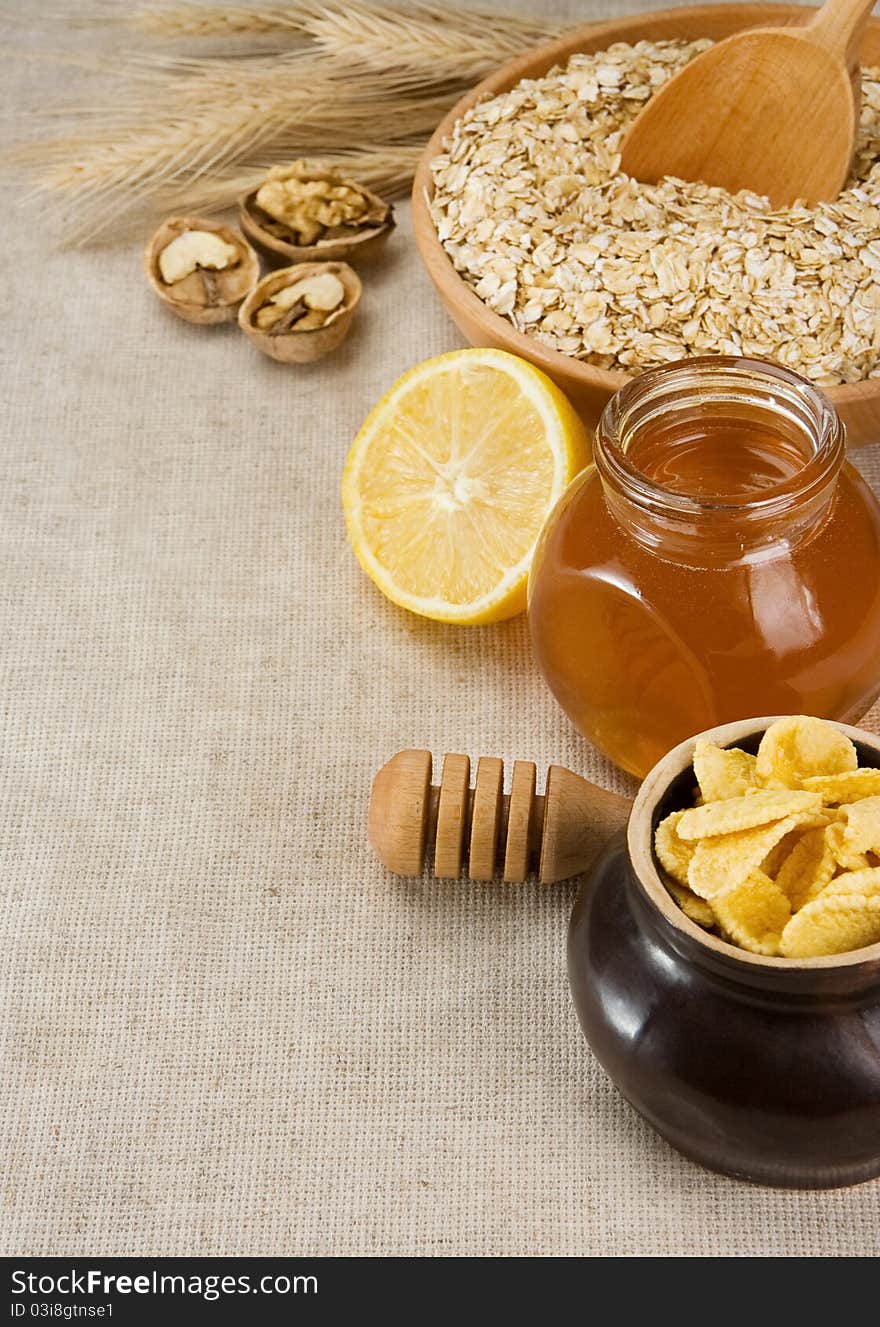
(429, 40, 880, 385)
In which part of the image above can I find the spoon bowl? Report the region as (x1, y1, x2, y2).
(619, 21, 862, 206)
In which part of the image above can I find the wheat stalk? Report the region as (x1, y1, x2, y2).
(33, 46, 471, 119)
(131, 0, 558, 47)
(13, 67, 451, 242)
(307, 1, 557, 64)
(152, 144, 423, 211)
(7, 1, 563, 245)
(134, 3, 314, 36)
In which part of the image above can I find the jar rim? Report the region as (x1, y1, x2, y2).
(629, 715, 880, 980)
(595, 356, 845, 521)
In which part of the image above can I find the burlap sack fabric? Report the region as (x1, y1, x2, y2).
(2, 1, 879, 1257)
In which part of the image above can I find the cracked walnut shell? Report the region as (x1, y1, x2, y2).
(145, 216, 259, 325)
(238, 262, 361, 363)
(239, 161, 394, 265)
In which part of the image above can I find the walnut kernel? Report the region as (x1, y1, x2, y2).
(239, 262, 361, 363)
(145, 217, 259, 325)
(240, 162, 394, 265)
(158, 229, 239, 284)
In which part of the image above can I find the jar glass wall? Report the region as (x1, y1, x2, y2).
(528, 358, 880, 778)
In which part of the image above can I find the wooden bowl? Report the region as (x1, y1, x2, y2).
(413, 4, 880, 447)
(238, 261, 361, 363)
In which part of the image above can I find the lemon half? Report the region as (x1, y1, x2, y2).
(341, 349, 590, 624)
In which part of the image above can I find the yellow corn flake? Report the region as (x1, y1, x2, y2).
(780, 893, 880, 959)
(687, 811, 816, 900)
(825, 821, 873, 872)
(712, 870, 791, 956)
(837, 796, 880, 855)
(799, 812, 832, 833)
(653, 810, 695, 886)
(655, 812, 714, 924)
(693, 740, 759, 802)
(665, 879, 716, 928)
(664, 716, 880, 959)
(755, 715, 858, 789)
(819, 865, 880, 902)
(774, 825, 836, 912)
(760, 828, 805, 879)
(802, 769, 880, 803)
(676, 789, 821, 841)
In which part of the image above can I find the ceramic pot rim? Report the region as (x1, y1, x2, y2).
(629, 715, 880, 971)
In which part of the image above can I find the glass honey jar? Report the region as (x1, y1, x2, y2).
(528, 357, 880, 778)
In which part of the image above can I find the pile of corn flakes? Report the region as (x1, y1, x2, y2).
(655, 716, 880, 958)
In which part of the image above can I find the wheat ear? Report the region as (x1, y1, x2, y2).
(129, 0, 559, 46)
(6, 1, 563, 245)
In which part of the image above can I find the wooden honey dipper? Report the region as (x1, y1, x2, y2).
(369, 750, 632, 883)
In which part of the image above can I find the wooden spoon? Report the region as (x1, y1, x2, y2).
(619, 0, 876, 207)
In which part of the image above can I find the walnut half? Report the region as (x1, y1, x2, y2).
(238, 262, 361, 363)
(239, 161, 394, 266)
(145, 217, 259, 325)
(253, 272, 347, 332)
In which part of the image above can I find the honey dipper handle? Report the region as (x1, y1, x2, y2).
(368, 750, 632, 884)
(808, 0, 875, 63)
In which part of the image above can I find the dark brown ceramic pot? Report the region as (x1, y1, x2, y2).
(568, 716, 880, 1189)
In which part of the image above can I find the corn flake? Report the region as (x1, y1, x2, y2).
(654, 715, 880, 959)
(780, 893, 880, 958)
(826, 820, 873, 872)
(693, 740, 759, 802)
(774, 825, 836, 911)
(836, 796, 880, 854)
(820, 865, 880, 902)
(687, 811, 817, 899)
(676, 789, 821, 841)
(755, 716, 857, 789)
(802, 769, 880, 803)
(654, 810, 694, 886)
(760, 828, 804, 879)
(665, 879, 716, 928)
(712, 870, 791, 956)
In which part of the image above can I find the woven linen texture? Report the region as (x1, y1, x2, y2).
(2, 0, 879, 1256)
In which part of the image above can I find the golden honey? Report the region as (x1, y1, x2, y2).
(528, 358, 880, 777)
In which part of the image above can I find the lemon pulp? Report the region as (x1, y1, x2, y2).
(342, 349, 590, 624)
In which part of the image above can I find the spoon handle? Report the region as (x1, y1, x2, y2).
(809, 0, 876, 63)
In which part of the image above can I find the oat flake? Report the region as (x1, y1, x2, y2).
(429, 39, 880, 385)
